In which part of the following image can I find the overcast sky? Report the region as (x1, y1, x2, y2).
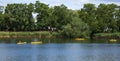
(0, 0, 120, 10)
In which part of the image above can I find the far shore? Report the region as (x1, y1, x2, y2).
(0, 31, 55, 38)
(0, 31, 120, 39)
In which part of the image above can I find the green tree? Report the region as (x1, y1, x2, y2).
(96, 4, 118, 32)
(0, 6, 4, 30)
(49, 4, 70, 30)
(60, 11, 89, 38)
(115, 6, 120, 32)
(5, 3, 35, 31)
(0, 6, 4, 14)
(0, 14, 15, 31)
(79, 3, 97, 39)
(35, 1, 51, 30)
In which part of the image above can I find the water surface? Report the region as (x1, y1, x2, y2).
(0, 38, 120, 61)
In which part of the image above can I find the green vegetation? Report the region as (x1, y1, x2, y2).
(59, 13, 90, 38)
(0, 31, 55, 38)
(94, 33, 120, 39)
(0, 1, 120, 39)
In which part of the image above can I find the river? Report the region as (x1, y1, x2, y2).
(0, 38, 120, 61)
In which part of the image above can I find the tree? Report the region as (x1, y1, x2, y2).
(0, 6, 4, 14)
(107, 4, 118, 32)
(49, 4, 70, 30)
(96, 4, 118, 32)
(79, 3, 97, 39)
(35, 1, 51, 30)
(5, 3, 35, 31)
(0, 14, 4, 31)
(26, 3, 35, 31)
(60, 11, 89, 38)
(115, 6, 120, 32)
(0, 6, 4, 30)
(0, 14, 15, 31)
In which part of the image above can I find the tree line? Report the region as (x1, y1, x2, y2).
(0, 1, 120, 38)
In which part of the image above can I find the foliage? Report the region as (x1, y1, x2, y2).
(47, 4, 70, 30)
(0, 1, 120, 38)
(5, 3, 35, 31)
(96, 4, 118, 32)
(59, 12, 90, 38)
(0, 6, 4, 14)
(35, 1, 51, 30)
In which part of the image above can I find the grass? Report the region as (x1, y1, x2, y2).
(0, 31, 58, 38)
(1, 31, 120, 39)
(94, 32, 120, 39)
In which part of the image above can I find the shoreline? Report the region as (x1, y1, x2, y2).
(0, 32, 120, 39)
(0, 31, 55, 38)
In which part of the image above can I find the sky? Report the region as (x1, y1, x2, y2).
(0, 0, 120, 10)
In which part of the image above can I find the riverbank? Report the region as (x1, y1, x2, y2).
(0, 32, 120, 39)
(94, 33, 120, 39)
(0, 31, 59, 38)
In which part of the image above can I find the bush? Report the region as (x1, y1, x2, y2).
(59, 17, 90, 38)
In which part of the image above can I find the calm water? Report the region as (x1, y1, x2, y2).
(0, 38, 120, 61)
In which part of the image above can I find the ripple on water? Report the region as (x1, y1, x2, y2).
(0, 44, 120, 61)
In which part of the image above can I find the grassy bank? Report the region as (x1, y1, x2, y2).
(94, 33, 120, 39)
(0, 31, 59, 38)
(1, 31, 120, 39)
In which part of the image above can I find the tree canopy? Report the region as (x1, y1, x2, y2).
(0, 1, 120, 38)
